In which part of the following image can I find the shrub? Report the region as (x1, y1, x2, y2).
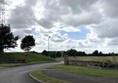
(101, 59, 111, 67)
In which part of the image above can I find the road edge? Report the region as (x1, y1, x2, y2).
(30, 73, 46, 83)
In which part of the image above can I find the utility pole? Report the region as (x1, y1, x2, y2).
(48, 36, 50, 58)
(0, 0, 5, 24)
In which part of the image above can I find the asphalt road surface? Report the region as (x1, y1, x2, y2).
(0, 62, 62, 83)
(43, 69, 118, 83)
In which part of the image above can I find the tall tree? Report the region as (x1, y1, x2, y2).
(21, 35, 35, 52)
(66, 48, 78, 62)
(56, 51, 61, 57)
(66, 49, 77, 57)
(92, 50, 99, 56)
(0, 24, 19, 52)
(42, 50, 48, 56)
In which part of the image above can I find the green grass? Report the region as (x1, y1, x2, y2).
(54, 65, 118, 78)
(0, 52, 55, 67)
(0, 52, 55, 62)
(56, 56, 118, 62)
(0, 63, 24, 67)
(31, 70, 71, 83)
(26, 53, 55, 62)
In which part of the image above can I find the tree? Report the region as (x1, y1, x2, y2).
(21, 35, 35, 63)
(66, 48, 78, 63)
(56, 51, 61, 57)
(42, 50, 48, 56)
(99, 51, 103, 56)
(66, 49, 77, 57)
(92, 50, 99, 56)
(77, 51, 86, 56)
(21, 35, 35, 52)
(0, 24, 19, 52)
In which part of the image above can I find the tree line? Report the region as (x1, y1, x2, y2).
(0, 24, 35, 53)
(42, 49, 117, 58)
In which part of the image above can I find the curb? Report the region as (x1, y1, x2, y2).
(30, 73, 46, 83)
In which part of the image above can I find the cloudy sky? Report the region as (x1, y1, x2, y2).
(1, 0, 118, 53)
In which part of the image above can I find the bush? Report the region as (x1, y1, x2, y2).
(99, 59, 118, 68)
(101, 59, 111, 67)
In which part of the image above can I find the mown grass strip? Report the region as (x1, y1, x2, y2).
(0, 61, 55, 67)
(54, 65, 118, 78)
(0, 63, 24, 67)
(31, 70, 71, 83)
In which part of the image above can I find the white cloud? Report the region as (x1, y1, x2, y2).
(59, 26, 80, 32)
(3, 0, 118, 53)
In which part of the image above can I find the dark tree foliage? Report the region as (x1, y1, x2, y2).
(76, 51, 86, 56)
(92, 50, 99, 56)
(0, 24, 19, 52)
(42, 50, 48, 56)
(66, 49, 77, 57)
(56, 51, 61, 57)
(99, 51, 103, 56)
(21, 35, 35, 52)
(49, 51, 56, 58)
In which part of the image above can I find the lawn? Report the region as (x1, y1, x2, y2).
(54, 65, 118, 78)
(31, 70, 71, 83)
(0, 63, 24, 67)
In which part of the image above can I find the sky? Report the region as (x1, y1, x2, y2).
(1, 0, 118, 53)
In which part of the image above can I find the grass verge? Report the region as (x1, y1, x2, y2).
(0, 61, 56, 67)
(0, 63, 24, 67)
(0, 52, 56, 67)
(31, 70, 71, 83)
(54, 65, 118, 78)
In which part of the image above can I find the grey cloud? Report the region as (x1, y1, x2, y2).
(101, 0, 118, 18)
(63, 11, 102, 27)
(37, 0, 100, 29)
(109, 38, 118, 45)
(25, 0, 37, 5)
(94, 19, 118, 38)
(38, 18, 54, 29)
(87, 0, 118, 47)
(8, 0, 37, 29)
(8, 0, 101, 30)
(59, 0, 98, 14)
(44, 0, 70, 15)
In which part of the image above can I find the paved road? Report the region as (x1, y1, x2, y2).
(0, 62, 62, 83)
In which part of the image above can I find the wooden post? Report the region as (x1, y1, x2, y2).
(64, 54, 69, 65)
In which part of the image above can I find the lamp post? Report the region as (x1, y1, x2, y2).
(48, 36, 50, 58)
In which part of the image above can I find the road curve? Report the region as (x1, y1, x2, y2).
(0, 62, 62, 83)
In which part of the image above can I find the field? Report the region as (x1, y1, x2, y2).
(56, 56, 118, 62)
